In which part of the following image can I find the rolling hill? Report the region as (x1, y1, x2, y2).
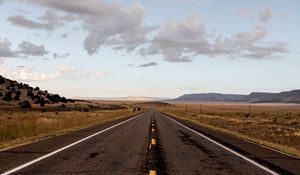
(0, 75, 74, 108)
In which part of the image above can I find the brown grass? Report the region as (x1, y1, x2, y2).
(157, 103, 300, 157)
(0, 108, 139, 150)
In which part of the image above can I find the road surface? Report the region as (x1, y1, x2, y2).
(0, 110, 299, 175)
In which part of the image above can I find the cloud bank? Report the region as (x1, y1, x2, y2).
(140, 15, 286, 62)
(4, 1, 288, 62)
(22, 0, 155, 55)
(0, 64, 106, 81)
(7, 10, 61, 31)
(0, 39, 14, 57)
(0, 38, 68, 59)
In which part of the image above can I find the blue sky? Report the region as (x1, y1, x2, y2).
(0, 0, 299, 98)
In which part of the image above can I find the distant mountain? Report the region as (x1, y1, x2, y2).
(173, 90, 300, 103)
(246, 90, 300, 103)
(78, 96, 169, 101)
(175, 93, 246, 102)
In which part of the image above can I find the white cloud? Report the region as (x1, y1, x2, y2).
(56, 65, 80, 74)
(7, 10, 61, 31)
(235, 26, 266, 47)
(0, 39, 58, 59)
(18, 41, 48, 57)
(141, 15, 287, 61)
(22, 0, 155, 55)
(0, 38, 14, 57)
(259, 7, 272, 22)
(53, 52, 70, 59)
(0, 64, 107, 81)
(0, 0, 6, 5)
(141, 15, 210, 62)
(1, 66, 60, 81)
(4, 1, 286, 62)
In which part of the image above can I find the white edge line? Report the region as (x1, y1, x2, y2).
(164, 115, 280, 175)
(1, 113, 143, 175)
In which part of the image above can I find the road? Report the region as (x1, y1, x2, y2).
(0, 110, 299, 175)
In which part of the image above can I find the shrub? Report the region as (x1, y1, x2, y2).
(0, 76, 5, 84)
(18, 84, 23, 89)
(23, 84, 29, 89)
(13, 90, 21, 101)
(33, 95, 41, 101)
(27, 91, 34, 98)
(3, 91, 13, 102)
(20, 100, 31, 108)
(15, 90, 21, 96)
(40, 102, 45, 107)
(35, 97, 45, 107)
(13, 94, 20, 101)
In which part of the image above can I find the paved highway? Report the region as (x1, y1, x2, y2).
(0, 110, 299, 175)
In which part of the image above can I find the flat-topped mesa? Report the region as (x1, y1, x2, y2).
(173, 90, 300, 103)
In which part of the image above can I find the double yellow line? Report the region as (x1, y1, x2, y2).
(149, 119, 157, 175)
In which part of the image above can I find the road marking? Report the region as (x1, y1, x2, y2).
(165, 115, 280, 175)
(151, 128, 155, 133)
(149, 143, 152, 150)
(151, 138, 156, 145)
(149, 170, 157, 175)
(1, 113, 143, 175)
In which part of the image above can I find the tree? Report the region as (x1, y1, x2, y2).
(27, 91, 35, 100)
(3, 91, 13, 102)
(40, 101, 45, 107)
(0, 76, 5, 84)
(35, 97, 46, 107)
(20, 100, 31, 108)
(13, 94, 20, 101)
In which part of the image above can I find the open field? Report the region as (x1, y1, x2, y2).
(154, 102, 300, 157)
(0, 101, 139, 150)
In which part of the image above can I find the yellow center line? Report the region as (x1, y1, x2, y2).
(151, 138, 156, 145)
(149, 170, 156, 175)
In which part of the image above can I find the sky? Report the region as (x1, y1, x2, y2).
(0, 0, 299, 98)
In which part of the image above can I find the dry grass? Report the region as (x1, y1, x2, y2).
(158, 103, 300, 157)
(0, 109, 139, 150)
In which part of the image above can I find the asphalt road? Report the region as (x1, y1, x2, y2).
(0, 110, 299, 175)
